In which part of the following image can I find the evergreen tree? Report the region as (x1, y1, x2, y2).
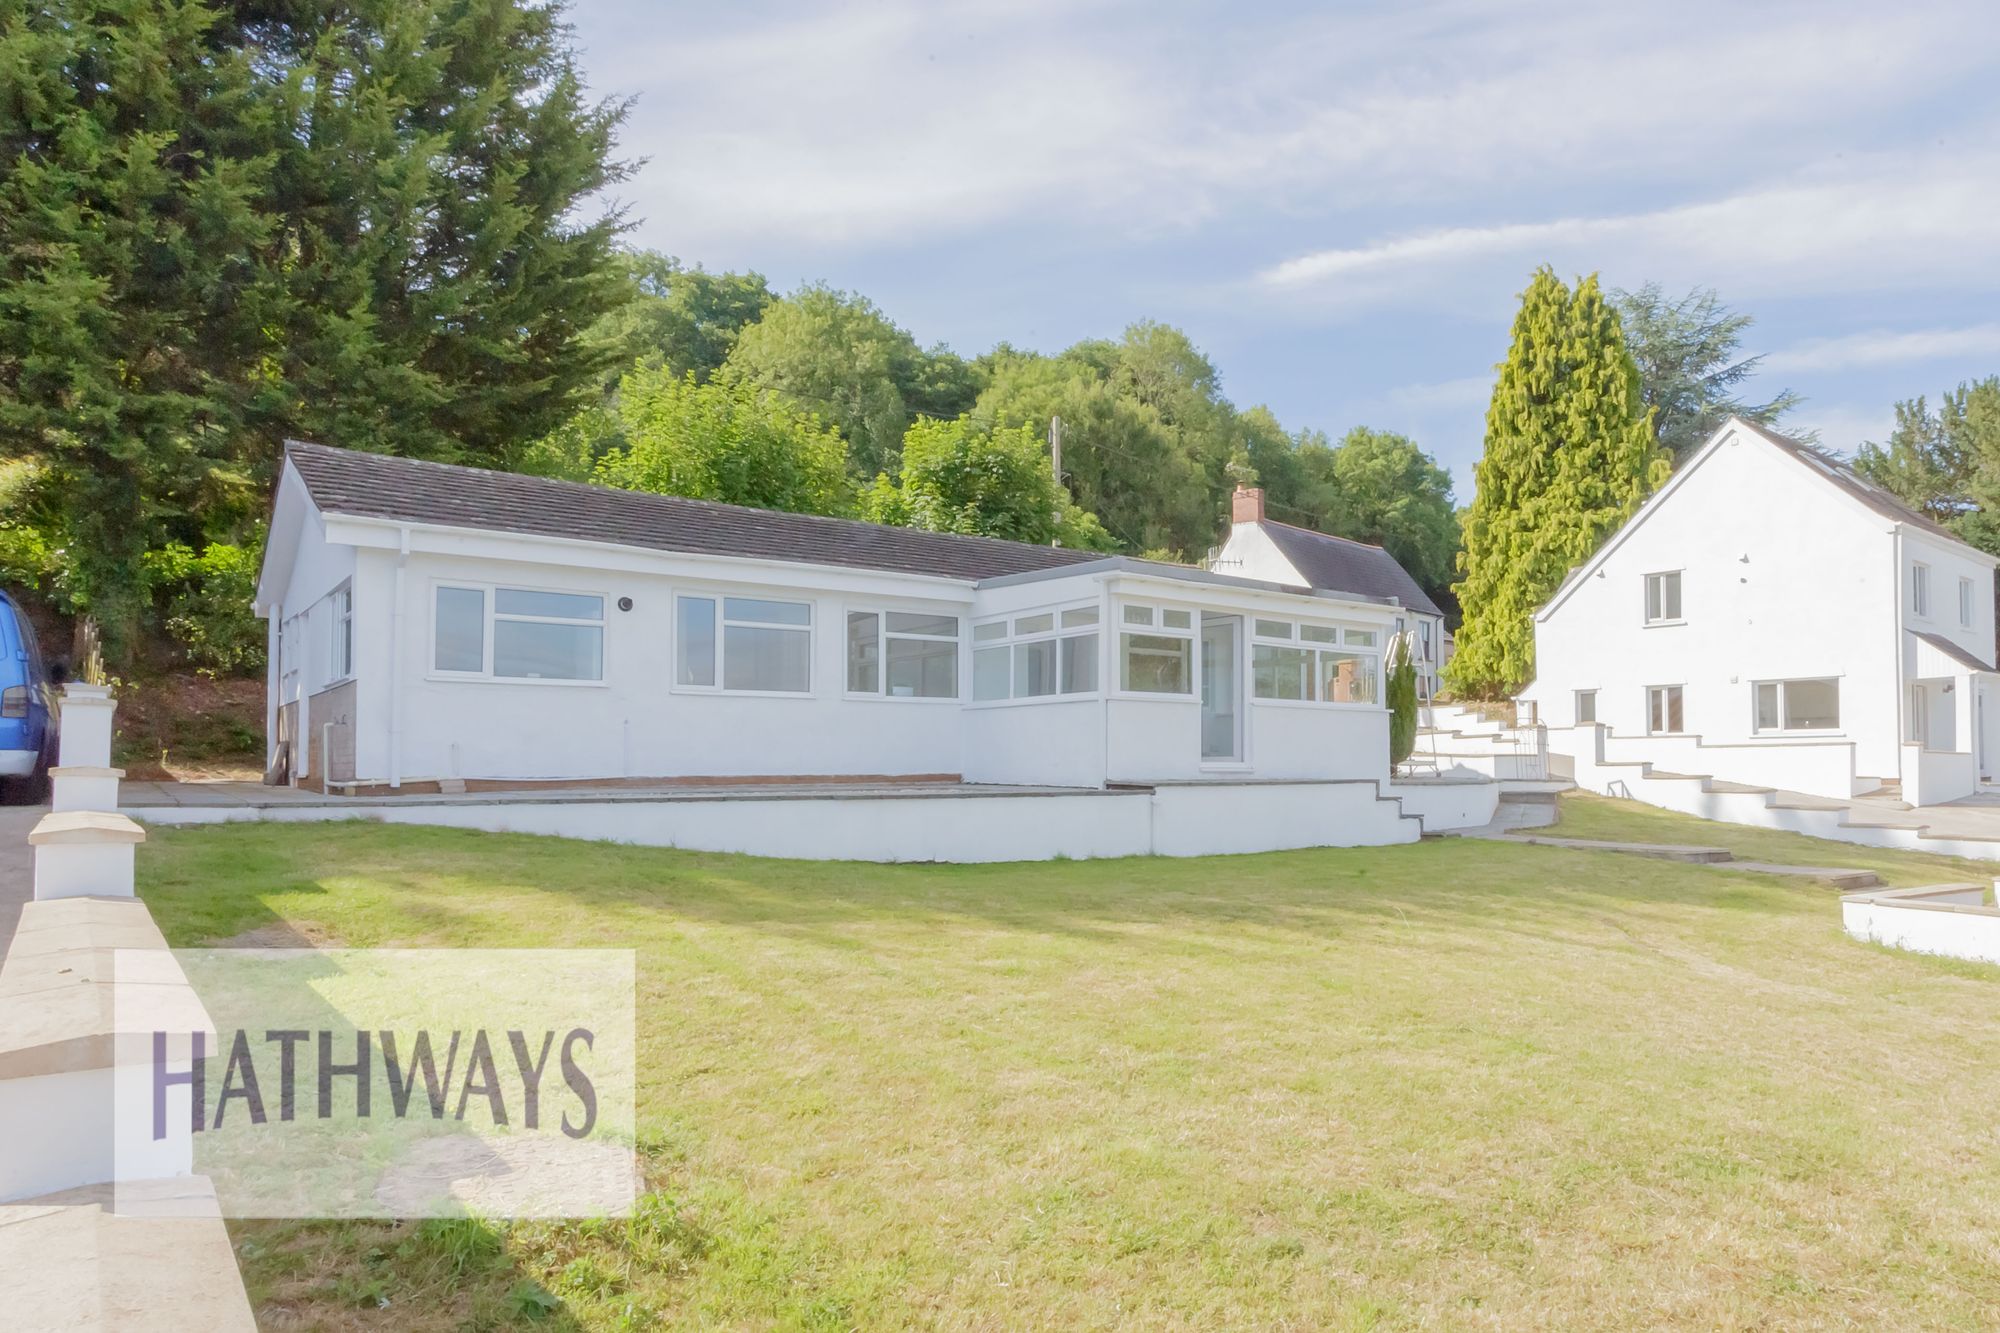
(1448, 268, 1667, 699)
(1852, 379, 1998, 541)
(0, 0, 630, 661)
(1613, 282, 1799, 461)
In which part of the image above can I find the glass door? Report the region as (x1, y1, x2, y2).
(1200, 614, 1241, 762)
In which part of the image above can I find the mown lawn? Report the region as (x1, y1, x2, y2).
(137, 795, 2000, 1330)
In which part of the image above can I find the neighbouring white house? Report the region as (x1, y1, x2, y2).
(253, 442, 1481, 856)
(1520, 417, 2000, 808)
(1209, 486, 1447, 695)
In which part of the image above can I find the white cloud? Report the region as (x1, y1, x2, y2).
(1762, 324, 2000, 374)
(1254, 161, 2000, 309)
(578, 0, 2000, 257)
(1791, 404, 1897, 456)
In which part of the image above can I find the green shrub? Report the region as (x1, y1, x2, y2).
(144, 535, 265, 675)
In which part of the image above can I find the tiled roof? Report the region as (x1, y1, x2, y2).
(284, 441, 1104, 583)
(1254, 521, 1443, 617)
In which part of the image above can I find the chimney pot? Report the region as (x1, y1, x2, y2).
(1231, 485, 1265, 524)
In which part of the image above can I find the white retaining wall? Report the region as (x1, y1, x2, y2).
(1843, 885, 2000, 966)
(131, 777, 1461, 862)
(1561, 722, 2000, 862)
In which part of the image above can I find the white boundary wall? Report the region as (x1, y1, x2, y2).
(124, 776, 1504, 861)
(1560, 722, 2000, 862)
(1843, 885, 2000, 965)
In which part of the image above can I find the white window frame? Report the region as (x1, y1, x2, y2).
(1959, 576, 1974, 628)
(968, 603, 1101, 707)
(1646, 684, 1685, 735)
(1911, 562, 1931, 619)
(1247, 616, 1384, 709)
(1643, 570, 1683, 626)
(1575, 689, 1597, 724)
(673, 592, 814, 697)
(329, 583, 353, 683)
(428, 580, 607, 686)
(1751, 677, 1841, 734)
(844, 607, 961, 702)
(1114, 601, 1197, 699)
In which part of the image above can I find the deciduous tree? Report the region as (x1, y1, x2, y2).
(597, 369, 848, 516)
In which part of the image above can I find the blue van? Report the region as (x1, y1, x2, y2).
(0, 589, 56, 801)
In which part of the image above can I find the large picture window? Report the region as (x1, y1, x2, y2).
(1249, 618, 1381, 705)
(1753, 678, 1839, 732)
(676, 594, 811, 693)
(433, 584, 604, 682)
(847, 610, 959, 698)
(971, 605, 1100, 702)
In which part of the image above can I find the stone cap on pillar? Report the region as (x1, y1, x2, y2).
(29, 812, 147, 847)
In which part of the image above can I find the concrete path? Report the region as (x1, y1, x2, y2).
(0, 805, 42, 958)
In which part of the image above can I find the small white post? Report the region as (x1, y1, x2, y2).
(33, 683, 143, 901)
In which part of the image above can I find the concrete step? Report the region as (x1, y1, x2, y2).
(1501, 834, 1733, 863)
(1730, 862, 1883, 890)
(1770, 795, 1851, 812)
(1702, 779, 1774, 795)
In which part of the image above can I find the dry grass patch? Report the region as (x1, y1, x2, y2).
(138, 812, 2000, 1330)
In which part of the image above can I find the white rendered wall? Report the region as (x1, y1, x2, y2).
(134, 781, 1426, 861)
(1844, 890, 2000, 965)
(1526, 431, 1903, 792)
(366, 547, 979, 783)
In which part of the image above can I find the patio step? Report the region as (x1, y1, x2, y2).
(1495, 834, 1882, 886)
(1500, 834, 1733, 863)
(1701, 779, 1773, 795)
(1729, 862, 1883, 890)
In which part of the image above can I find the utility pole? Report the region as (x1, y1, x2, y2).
(1049, 414, 1064, 546)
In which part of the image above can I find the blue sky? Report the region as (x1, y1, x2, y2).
(566, 0, 2000, 501)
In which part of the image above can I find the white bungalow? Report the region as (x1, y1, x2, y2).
(251, 443, 1494, 860)
(1521, 417, 1999, 808)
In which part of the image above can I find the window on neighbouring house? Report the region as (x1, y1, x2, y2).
(675, 594, 810, 693)
(847, 610, 959, 698)
(1754, 678, 1839, 732)
(331, 585, 353, 680)
(1647, 684, 1684, 734)
(1960, 576, 1975, 627)
(434, 584, 604, 681)
(1575, 689, 1597, 724)
(1912, 562, 1931, 617)
(1644, 571, 1682, 624)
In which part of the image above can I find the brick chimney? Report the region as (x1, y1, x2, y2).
(1231, 485, 1265, 524)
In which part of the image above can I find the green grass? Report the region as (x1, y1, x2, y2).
(136, 797, 2000, 1330)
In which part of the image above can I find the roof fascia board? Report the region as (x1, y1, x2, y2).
(318, 512, 989, 601)
(1103, 565, 1403, 618)
(1534, 423, 1737, 622)
(252, 459, 310, 615)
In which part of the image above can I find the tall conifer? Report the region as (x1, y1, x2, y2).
(1447, 268, 1666, 699)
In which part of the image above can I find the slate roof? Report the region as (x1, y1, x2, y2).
(283, 441, 1104, 583)
(1254, 520, 1443, 617)
(1736, 418, 1967, 546)
(1910, 629, 1995, 674)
